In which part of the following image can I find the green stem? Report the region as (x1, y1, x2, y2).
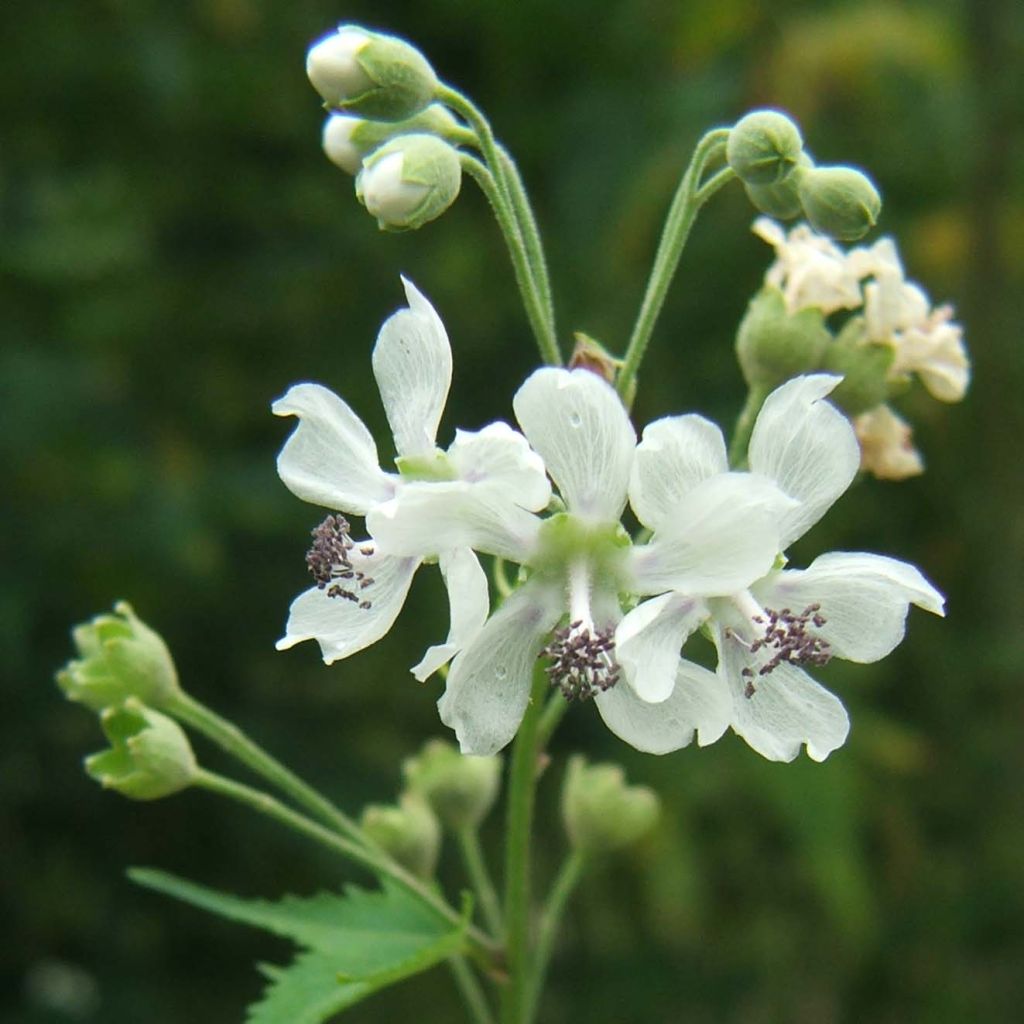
(499, 667, 549, 1024)
(193, 769, 499, 959)
(617, 128, 732, 402)
(461, 155, 561, 367)
(536, 691, 569, 751)
(524, 850, 586, 1023)
(167, 692, 365, 846)
(492, 557, 514, 599)
(728, 383, 771, 468)
(457, 826, 504, 939)
(449, 955, 497, 1024)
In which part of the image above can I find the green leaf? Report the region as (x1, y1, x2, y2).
(129, 868, 469, 1022)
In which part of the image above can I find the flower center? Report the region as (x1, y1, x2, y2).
(542, 621, 620, 702)
(305, 514, 374, 608)
(735, 603, 832, 697)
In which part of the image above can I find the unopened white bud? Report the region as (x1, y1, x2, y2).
(355, 134, 461, 231)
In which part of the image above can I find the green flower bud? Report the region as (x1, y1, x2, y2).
(56, 602, 181, 713)
(306, 25, 438, 121)
(744, 152, 814, 220)
(798, 165, 881, 241)
(361, 793, 441, 879)
(85, 698, 197, 800)
(736, 287, 830, 389)
(322, 105, 460, 175)
(820, 316, 896, 415)
(402, 739, 502, 831)
(355, 133, 462, 231)
(562, 756, 659, 856)
(727, 110, 804, 186)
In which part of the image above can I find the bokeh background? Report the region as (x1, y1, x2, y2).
(4, 0, 1022, 1021)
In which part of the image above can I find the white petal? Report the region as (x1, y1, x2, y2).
(630, 472, 794, 596)
(412, 548, 490, 681)
(753, 551, 944, 663)
(595, 659, 731, 754)
(276, 549, 420, 664)
(615, 593, 708, 702)
(446, 422, 551, 511)
(371, 278, 452, 457)
(367, 481, 542, 563)
(716, 622, 849, 762)
(513, 367, 636, 521)
(273, 383, 395, 515)
(438, 581, 563, 755)
(748, 374, 860, 549)
(629, 415, 728, 531)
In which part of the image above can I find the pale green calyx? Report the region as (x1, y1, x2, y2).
(820, 316, 896, 415)
(360, 793, 441, 879)
(355, 133, 462, 231)
(402, 739, 502, 831)
(798, 165, 882, 241)
(736, 286, 830, 389)
(57, 602, 181, 713)
(84, 698, 197, 800)
(533, 514, 631, 582)
(744, 152, 814, 220)
(562, 756, 659, 855)
(395, 449, 459, 482)
(322, 105, 460, 176)
(306, 25, 438, 121)
(727, 110, 804, 186)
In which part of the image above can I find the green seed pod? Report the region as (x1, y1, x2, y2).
(735, 287, 831, 389)
(727, 110, 804, 186)
(355, 133, 462, 231)
(798, 165, 882, 241)
(562, 756, 659, 856)
(402, 739, 502, 831)
(306, 25, 438, 121)
(744, 153, 814, 220)
(57, 602, 181, 712)
(85, 699, 197, 801)
(820, 316, 896, 414)
(361, 793, 441, 879)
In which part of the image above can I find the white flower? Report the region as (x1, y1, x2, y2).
(854, 404, 924, 480)
(854, 238, 970, 402)
(273, 278, 549, 673)
(306, 27, 374, 107)
(617, 375, 945, 762)
(370, 367, 792, 756)
(753, 217, 865, 315)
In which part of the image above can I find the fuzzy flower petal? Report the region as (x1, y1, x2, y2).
(629, 414, 728, 531)
(748, 374, 860, 548)
(446, 422, 551, 511)
(273, 383, 396, 515)
(514, 367, 636, 521)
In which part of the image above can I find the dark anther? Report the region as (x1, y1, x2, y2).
(748, 603, 832, 688)
(542, 622, 620, 702)
(306, 514, 373, 609)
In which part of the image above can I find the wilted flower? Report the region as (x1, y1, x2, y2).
(854, 404, 924, 481)
(274, 278, 549, 673)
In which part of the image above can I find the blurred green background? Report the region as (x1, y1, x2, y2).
(4, 0, 1022, 1021)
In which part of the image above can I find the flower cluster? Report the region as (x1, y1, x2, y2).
(747, 218, 970, 478)
(275, 281, 944, 762)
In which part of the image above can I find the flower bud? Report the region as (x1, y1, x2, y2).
(568, 332, 619, 387)
(322, 105, 460, 175)
(306, 25, 438, 121)
(744, 153, 813, 220)
(735, 287, 830, 389)
(798, 165, 881, 241)
(85, 698, 197, 800)
(56, 602, 181, 713)
(402, 739, 502, 831)
(820, 316, 896, 414)
(562, 756, 659, 856)
(727, 110, 804, 186)
(355, 133, 462, 231)
(360, 793, 441, 879)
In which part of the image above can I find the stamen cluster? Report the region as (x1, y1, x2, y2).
(543, 622, 620, 702)
(305, 514, 374, 608)
(742, 603, 831, 696)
